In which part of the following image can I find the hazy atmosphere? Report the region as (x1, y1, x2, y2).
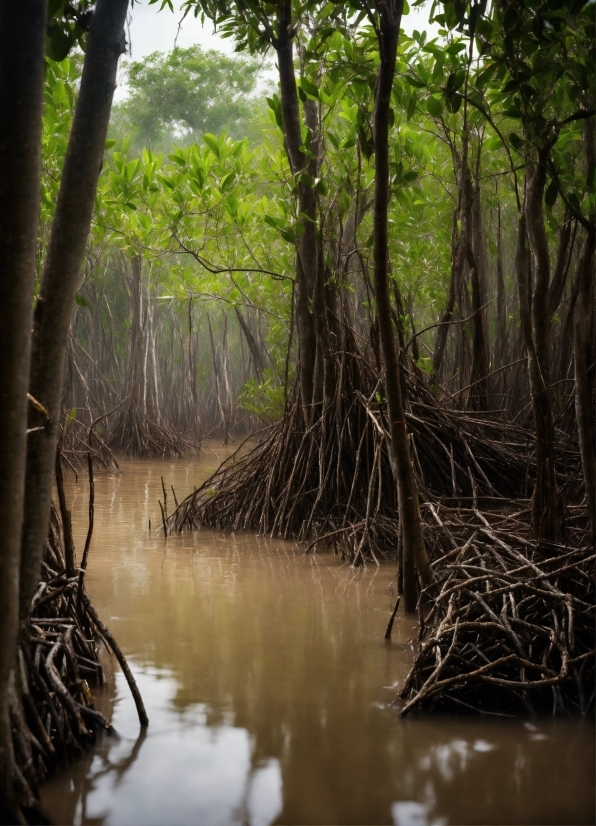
(0, 1, 594, 824)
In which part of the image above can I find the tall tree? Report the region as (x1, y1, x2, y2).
(0, 4, 46, 819)
(20, 0, 130, 622)
(369, 0, 433, 610)
(175, 0, 328, 420)
(111, 45, 268, 151)
(573, 118, 596, 539)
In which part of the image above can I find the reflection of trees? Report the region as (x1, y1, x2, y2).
(75, 728, 148, 825)
(42, 653, 150, 825)
(53, 460, 594, 826)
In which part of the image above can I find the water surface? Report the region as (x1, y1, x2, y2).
(41, 443, 595, 825)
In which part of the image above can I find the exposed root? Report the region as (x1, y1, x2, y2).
(169, 350, 541, 562)
(398, 507, 594, 717)
(8, 468, 148, 822)
(9, 506, 112, 819)
(108, 405, 197, 459)
(59, 416, 120, 474)
(167, 341, 592, 717)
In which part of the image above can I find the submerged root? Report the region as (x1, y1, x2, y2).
(8, 486, 148, 822)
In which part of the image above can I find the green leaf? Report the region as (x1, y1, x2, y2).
(315, 178, 328, 196)
(75, 294, 90, 308)
(404, 75, 427, 88)
(426, 96, 443, 117)
(448, 92, 462, 113)
(300, 77, 320, 100)
(568, 191, 581, 214)
(545, 180, 558, 209)
(203, 133, 220, 157)
(46, 26, 73, 62)
(220, 171, 235, 193)
(266, 95, 283, 131)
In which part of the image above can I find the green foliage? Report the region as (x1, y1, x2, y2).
(46, 0, 93, 61)
(41, 57, 80, 222)
(41, 0, 594, 424)
(109, 46, 272, 152)
(238, 371, 288, 421)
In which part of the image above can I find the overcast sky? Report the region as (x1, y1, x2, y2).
(117, 0, 439, 99)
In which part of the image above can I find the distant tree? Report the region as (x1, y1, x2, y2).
(110, 45, 271, 150)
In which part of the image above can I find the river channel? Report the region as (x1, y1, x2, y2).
(41, 443, 595, 825)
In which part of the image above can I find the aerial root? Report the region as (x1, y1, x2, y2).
(9, 505, 112, 809)
(168, 351, 570, 565)
(399, 508, 594, 717)
(108, 404, 197, 459)
(166, 343, 591, 716)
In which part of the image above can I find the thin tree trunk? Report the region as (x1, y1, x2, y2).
(276, 3, 317, 415)
(20, 0, 129, 622)
(432, 154, 473, 384)
(467, 177, 490, 410)
(495, 202, 507, 368)
(373, 0, 433, 612)
(235, 307, 265, 380)
(574, 118, 596, 539)
(573, 228, 595, 539)
(128, 256, 144, 414)
(524, 155, 558, 541)
(0, 3, 46, 818)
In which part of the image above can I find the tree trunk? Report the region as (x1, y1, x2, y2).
(373, 0, 433, 612)
(574, 118, 596, 539)
(524, 155, 558, 541)
(276, 2, 317, 416)
(20, 0, 129, 622)
(573, 228, 595, 539)
(235, 307, 265, 380)
(0, 3, 46, 818)
(128, 255, 145, 414)
(467, 178, 490, 410)
(495, 202, 507, 368)
(432, 153, 473, 385)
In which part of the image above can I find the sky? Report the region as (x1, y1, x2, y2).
(117, 0, 440, 99)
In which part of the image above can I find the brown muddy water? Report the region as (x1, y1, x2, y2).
(41, 443, 595, 826)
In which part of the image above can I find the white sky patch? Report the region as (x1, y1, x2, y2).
(116, 0, 441, 102)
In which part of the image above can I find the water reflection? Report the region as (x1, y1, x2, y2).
(41, 447, 595, 825)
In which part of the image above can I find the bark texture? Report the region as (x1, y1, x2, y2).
(573, 228, 596, 539)
(522, 157, 558, 541)
(372, 0, 433, 612)
(0, 2, 46, 819)
(20, 0, 129, 622)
